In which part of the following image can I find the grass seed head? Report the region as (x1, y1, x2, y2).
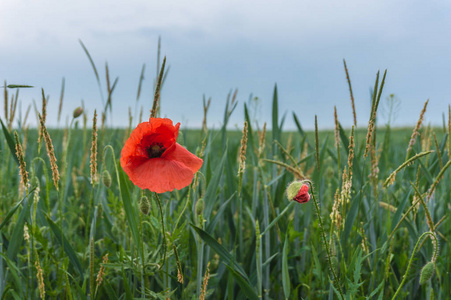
(14, 131, 29, 189)
(35, 259, 45, 299)
(90, 110, 98, 185)
(407, 99, 429, 153)
(39, 114, 59, 190)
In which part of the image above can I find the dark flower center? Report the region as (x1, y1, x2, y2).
(147, 143, 165, 158)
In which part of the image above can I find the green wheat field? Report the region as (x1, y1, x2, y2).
(0, 53, 450, 299)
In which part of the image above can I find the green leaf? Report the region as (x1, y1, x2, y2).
(343, 189, 361, 243)
(0, 189, 34, 231)
(0, 117, 19, 165)
(45, 214, 84, 280)
(282, 233, 291, 299)
(292, 112, 305, 137)
(0, 251, 24, 297)
(190, 224, 249, 281)
(117, 162, 141, 254)
(338, 123, 349, 154)
(206, 195, 233, 234)
(224, 264, 259, 300)
(6, 84, 34, 89)
(203, 149, 227, 220)
(6, 196, 31, 261)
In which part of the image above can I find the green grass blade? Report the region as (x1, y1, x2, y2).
(117, 162, 141, 254)
(224, 264, 259, 300)
(79, 39, 104, 104)
(292, 112, 305, 137)
(4, 84, 34, 88)
(343, 189, 361, 243)
(6, 196, 31, 261)
(282, 233, 291, 299)
(0, 190, 31, 231)
(203, 149, 227, 220)
(272, 84, 279, 144)
(190, 224, 249, 281)
(0, 117, 19, 165)
(45, 214, 85, 280)
(0, 252, 24, 297)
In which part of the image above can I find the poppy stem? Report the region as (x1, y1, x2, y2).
(308, 181, 344, 299)
(154, 193, 167, 271)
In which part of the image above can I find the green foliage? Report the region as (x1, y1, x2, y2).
(0, 73, 450, 299)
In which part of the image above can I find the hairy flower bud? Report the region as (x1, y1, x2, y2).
(139, 196, 150, 215)
(73, 107, 83, 119)
(102, 170, 112, 188)
(286, 181, 310, 203)
(196, 198, 204, 216)
(419, 261, 435, 285)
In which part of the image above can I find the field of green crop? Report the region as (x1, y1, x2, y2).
(0, 62, 450, 300)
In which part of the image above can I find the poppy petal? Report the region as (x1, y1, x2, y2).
(162, 143, 203, 173)
(125, 157, 196, 193)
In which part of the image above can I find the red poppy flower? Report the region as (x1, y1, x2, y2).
(120, 118, 203, 193)
(293, 184, 310, 203)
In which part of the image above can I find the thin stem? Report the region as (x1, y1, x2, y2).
(154, 193, 167, 270)
(392, 232, 437, 300)
(307, 181, 344, 299)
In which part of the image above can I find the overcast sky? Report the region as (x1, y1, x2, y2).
(1, 0, 451, 130)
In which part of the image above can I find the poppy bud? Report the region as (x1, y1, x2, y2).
(196, 198, 204, 216)
(102, 170, 112, 188)
(419, 261, 435, 284)
(139, 196, 150, 215)
(286, 181, 310, 203)
(73, 107, 83, 119)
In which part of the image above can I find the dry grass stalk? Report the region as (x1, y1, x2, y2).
(22, 127, 29, 154)
(200, 262, 211, 300)
(202, 97, 211, 133)
(22, 104, 31, 128)
(330, 188, 342, 229)
(151, 56, 166, 118)
(433, 132, 443, 169)
(286, 132, 293, 156)
(35, 258, 45, 299)
(101, 112, 106, 132)
(427, 159, 451, 202)
(96, 253, 109, 288)
(407, 99, 429, 154)
(8, 93, 18, 130)
(90, 110, 98, 184)
(315, 115, 320, 170)
(139, 106, 143, 124)
(38, 90, 48, 147)
(58, 77, 65, 123)
(334, 106, 340, 149)
(3, 82, 7, 120)
(258, 122, 267, 160)
(14, 131, 29, 189)
(384, 150, 433, 187)
(238, 121, 248, 176)
(39, 114, 60, 190)
(238, 121, 248, 192)
(348, 126, 355, 176)
(173, 244, 184, 283)
(231, 89, 238, 106)
(343, 59, 357, 126)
